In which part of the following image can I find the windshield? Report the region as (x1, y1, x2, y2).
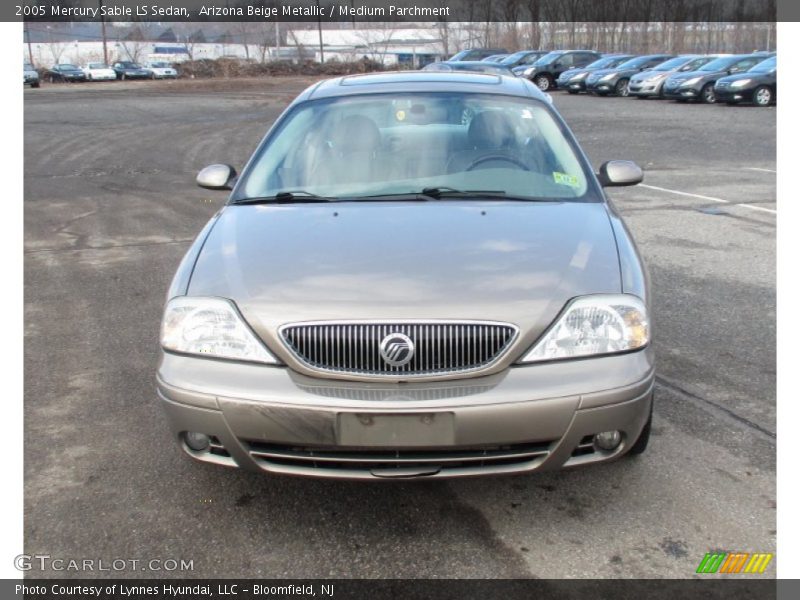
(88, 63, 108, 69)
(586, 56, 625, 69)
(616, 56, 653, 70)
(533, 52, 563, 67)
(500, 51, 536, 65)
(653, 56, 692, 71)
(700, 56, 738, 71)
(235, 93, 591, 203)
(749, 56, 776, 72)
(149, 62, 170, 68)
(59, 64, 78, 70)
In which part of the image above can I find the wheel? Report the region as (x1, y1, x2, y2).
(533, 74, 553, 92)
(753, 85, 773, 107)
(614, 78, 630, 97)
(31, 81, 40, 88)
(627, 401, 653, 456)
(700, 82, 716, 104)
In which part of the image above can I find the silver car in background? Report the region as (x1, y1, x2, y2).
(158, 72, 654, 480)
(24, 62, 39, 88)
(628, 55, 718, 98)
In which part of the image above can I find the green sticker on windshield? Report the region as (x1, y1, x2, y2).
(553, 171, 580, 188)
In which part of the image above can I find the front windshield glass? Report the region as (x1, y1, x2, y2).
(653, 56, 691, 70)
(60, 64, 78, 70)
(88, 63, 108, 69)
(236, 93, 591, 203)
(616, 56, 653, 70)
(700, 56, 738, 71)
(150, 62, 170, 68)
(749, 56, 776, 72)
(533, 52, 563, 67)
(500, 52, 534, 65)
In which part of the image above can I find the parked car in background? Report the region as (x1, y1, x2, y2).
(714, 56, 776, 106)
(82, 62, 117, 81)
(422, 61, 514, 76)
(448, 48, 509, 62)
(585, 54, 674, 97)
(481, 54, 509, 63)
(628, 55, 717, 98)
(24, 62, 40, 88)
(112, 61, 152, 80)
(144, 61, 178, 79)
(522, 50, 602, 91)
(161, 71, 653, 480)
(499, 51, 549, 74)
(557, 55, 634, 93)
(46, 64, 87, 83)
(663, 53, 770, 103)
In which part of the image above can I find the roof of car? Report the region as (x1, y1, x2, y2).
(300, 71, 550, 103)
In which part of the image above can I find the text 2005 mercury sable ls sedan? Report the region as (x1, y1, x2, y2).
(158, 72, 654, 480)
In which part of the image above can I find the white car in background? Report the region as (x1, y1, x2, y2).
(144, 61, 178, 79)
(82, 62, 117, 81)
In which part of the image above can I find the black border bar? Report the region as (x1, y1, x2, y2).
(7, 0, 780, 23)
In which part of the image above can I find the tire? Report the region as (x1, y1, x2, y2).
(31, 81, 40, 88)
(753, 85, 773, 107)
(615, 78, 630, 97)
(121, 73, 127, 81)
(628, 401, 653, 456)
(700, 82, 716, 104)
(533, 74, 553, 92)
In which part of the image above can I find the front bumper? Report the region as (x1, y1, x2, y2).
(157, 348, 655, 480)
(715, 87, 754, 103)
(664, 85, 701, 99)
(561, 79, 587, 92)
(586, 81, 615, 94)
(629, 81, 663, 96)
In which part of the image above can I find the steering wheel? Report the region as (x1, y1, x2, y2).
(465, 154, 530, 171)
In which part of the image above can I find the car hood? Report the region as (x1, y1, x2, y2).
(630, 70, 671, 82)
(717, 71, 771, 83)
(668, 69, 722, 82)
(188, 201, 622, 349)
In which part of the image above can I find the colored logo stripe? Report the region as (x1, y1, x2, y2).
(696, 552, 773, 574)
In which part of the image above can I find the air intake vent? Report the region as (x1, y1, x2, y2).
(280, 321, 518, 378)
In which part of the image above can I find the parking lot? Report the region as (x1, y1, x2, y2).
(24, 78, 775, 578)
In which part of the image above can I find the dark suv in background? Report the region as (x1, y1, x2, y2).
(714, 56, 776, 106)
(585, 54, 674, 97)
(522, 50, 602, 91)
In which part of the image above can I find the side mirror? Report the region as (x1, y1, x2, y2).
(597, 160, 643, 187)
(196, 164, 237, 190)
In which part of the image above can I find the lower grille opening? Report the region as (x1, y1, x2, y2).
(208, 436, 231, 458)
(244, 440, 553, 473)
(571, 435, 596, 458)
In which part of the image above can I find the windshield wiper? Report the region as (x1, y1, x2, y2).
(421, 187, 508, 199)
(234, 191, 335, 205)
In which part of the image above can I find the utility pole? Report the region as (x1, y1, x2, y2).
(275, 21, 279, 59)
(25, 24, 34, 65)
(99, 0, 109, 65)
(316, 0, 324, 62)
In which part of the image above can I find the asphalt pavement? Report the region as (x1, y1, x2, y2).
(23, 78, 776, 579)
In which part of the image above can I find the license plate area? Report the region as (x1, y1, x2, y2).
(338, 412, 455, 447)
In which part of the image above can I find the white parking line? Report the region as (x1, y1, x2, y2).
(639, 183, 777, 215)
(745, 167, 777, 174)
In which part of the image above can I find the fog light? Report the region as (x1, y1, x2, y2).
(594, 430, 622, 451)
(184, 432, 210, 451)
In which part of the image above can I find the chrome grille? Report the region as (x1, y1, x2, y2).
(280, 321, 518, 377)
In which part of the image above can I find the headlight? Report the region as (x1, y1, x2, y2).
(524, 67, 535, 76)
(518, 295, 649, 363)
(644, 73, 666, 83)
(681, 77, 702, 86)
(600, 73, 617, 81)
(571, 72, 588, 80)
(730, 78, 752, 88)
(160, 296, 278, 364)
